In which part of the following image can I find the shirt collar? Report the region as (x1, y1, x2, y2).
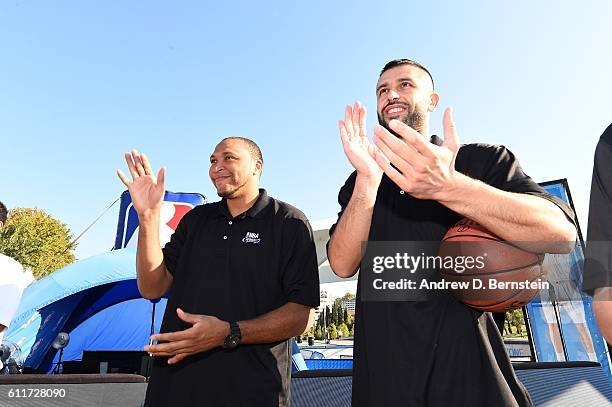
(217, 189, 271, 220)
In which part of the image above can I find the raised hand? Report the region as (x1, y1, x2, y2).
(372, 107, 460, 201)
(117, 150, 166, 217)
(339, 101, 383, 181)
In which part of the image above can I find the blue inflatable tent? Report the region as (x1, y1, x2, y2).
(5, 248, 166, 372)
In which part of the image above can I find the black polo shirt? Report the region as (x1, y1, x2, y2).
(329, 138, 575, 407)
(584, 123, 612, 295)
(144, 189, 320, 407)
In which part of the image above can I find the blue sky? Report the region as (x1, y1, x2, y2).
(2, 1, 611, 270)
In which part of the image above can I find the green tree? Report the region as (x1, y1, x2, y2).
(0, 208, 76, 279)
(317, 310, 325, 328)
(333, 302, 342, 326)
(315, 326, 323, 340)
(328, 324, 338, 340)
(306, 326, 314, 339)
(339, 323, 350, 338)
(338, 305, 345, 326)
(505, 309, 527, 337)
(345, 312, 354, 331)
(340, 292, 356, 302)
(327, 305, 334, 326)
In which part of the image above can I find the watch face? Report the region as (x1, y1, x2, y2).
(225, 335, 240, 349)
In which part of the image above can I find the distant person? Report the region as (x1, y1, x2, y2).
(327, 59, 577, 407)
(584, 124, 612, 345)
(0, 201, 27, 347)
(117, 138, 319, 407)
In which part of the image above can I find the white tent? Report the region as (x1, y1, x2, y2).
(311, 218, 358, 284)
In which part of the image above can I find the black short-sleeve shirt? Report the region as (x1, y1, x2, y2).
(328, 138, 575, 407)
(144, 189, 320, 407)
(584, 124, 612, 295)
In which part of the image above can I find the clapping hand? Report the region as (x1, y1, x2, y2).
(372, 107, 460, 201)
(338, 101, 383, 182)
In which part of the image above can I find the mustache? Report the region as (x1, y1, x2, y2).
(383, 101, 410, 111)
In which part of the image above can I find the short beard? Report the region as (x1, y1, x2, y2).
(217, 178, 249, 199)
(378, 107, 426, 136)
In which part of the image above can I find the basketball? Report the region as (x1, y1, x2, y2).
(438, 218, 545, 312)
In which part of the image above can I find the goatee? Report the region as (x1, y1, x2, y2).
(378, 107, 426, 136)
(216, 178, 249, 199)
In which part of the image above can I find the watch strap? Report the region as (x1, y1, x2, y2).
(230, 321, 241, 339)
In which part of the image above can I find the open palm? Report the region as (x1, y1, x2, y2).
(117, 150, 166, 216)
(339, 101, 382, 179)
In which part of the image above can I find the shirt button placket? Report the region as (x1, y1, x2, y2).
(223, 220, 233, 240)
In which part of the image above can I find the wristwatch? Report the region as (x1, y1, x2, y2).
(223, 321, 241, 350)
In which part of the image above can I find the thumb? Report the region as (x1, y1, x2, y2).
(442, 107, 459, 153)
(176, 308, 199, 324)
(157, 167, 166, 188)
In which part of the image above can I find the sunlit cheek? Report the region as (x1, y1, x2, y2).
(209, 166, 220, 182)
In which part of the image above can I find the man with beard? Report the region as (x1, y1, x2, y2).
(117, 137, 319, 407)
(327, 59, 577, 406)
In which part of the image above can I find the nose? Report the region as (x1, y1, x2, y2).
(210, 162, 224, 174)
(388, 89, 400, 101)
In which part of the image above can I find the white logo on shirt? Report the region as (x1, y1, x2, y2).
(242, 232, 261, 244)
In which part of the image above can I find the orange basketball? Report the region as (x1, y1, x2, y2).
(438, 218, 545, 312)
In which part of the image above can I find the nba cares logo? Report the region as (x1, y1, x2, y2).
(242, 231, 261, 244)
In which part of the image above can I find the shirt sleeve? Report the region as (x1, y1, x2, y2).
(327, 171, 357, 241)
(467, 144, 576, 226)
(0, 256, 25, 328)
(162, 206, 198, 277)
(281, 216, 320, 308)
(584, 124, 612, 294)
(0, 284, 21, 327)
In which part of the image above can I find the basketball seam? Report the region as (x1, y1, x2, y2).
(443, 234, 531, 253)
(438, 261, 543, 276)
(443, 234, 502, 242)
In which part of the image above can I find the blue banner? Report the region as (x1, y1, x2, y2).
(526, 180, 611, 378)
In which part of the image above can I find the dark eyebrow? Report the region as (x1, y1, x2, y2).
(376, 81, 388, 93)
(376, 76, 417, 93)
(396, 77, 416, 85)
(211, 150, 239, 160)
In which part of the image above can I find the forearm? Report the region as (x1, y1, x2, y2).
(136, 211, 172, 298)
(593, 287, 612, 345)
(237, 302, 314, 345)
(328, 175, 379, 277)
(439, 173, 576, 253)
